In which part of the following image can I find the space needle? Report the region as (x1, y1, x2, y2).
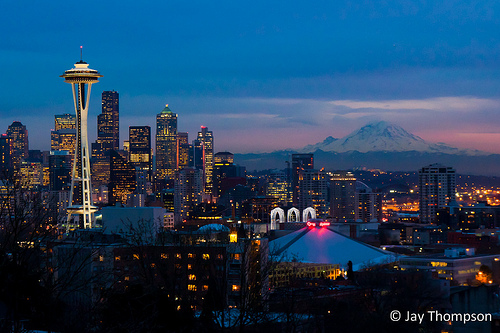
(61, 47, 102, 229)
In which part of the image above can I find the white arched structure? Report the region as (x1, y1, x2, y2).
(270, 207, 285, 230)
(302, 207, 316, 222)
(287, 208, 300, 222)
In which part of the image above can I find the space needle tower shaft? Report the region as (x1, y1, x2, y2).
(61, 49, 102, 229)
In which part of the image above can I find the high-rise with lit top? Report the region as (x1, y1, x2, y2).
(61, 55, 102, 229)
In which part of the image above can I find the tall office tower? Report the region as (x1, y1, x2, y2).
(213, 152, 246, 197)
(330, 171, 357, 222)
(61, 56, 102, 229)
(19, 161, 43, 190)
(49, 151, 72, 191)
(192, 138, 203, 169)
(214, 151, 234, 164)
(266, 169, 291, 205)
(6, 121, 29, 169)
(156, 105, 177, 183)
(177, 132, 190, 170)
(291, 154, 313, 206)
(129, 126, 152, 181)
(51, 114, 76, 156)
(55, 113, 76, 130)
(95, 91, 119, 153)
(356, 184, 382, 223)
(0, 135, 13, 178)
(419, 163, 456, 224)
(298, 169, 328, 218)
(51, 129, 76, 154)
(109, 150, 136, 205)
(197, 126, 214, 195)
(174, 168, 203, 224)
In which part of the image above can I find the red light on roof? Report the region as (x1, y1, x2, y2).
(307, 220, 330, 228)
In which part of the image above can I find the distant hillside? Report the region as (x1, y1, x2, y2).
(234, 150, 500, 175)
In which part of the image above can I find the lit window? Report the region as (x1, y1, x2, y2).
(188, 284, 197, 291)
(176, 253, 182, 259)
(115, 256, 121, 261)
(161, 253, 168, 259)
(124, 276, 130, 281)
(133, 254, 140, 260)
(203, 285, 209, 291)
(188, 253, 194, 258)
(232, 285, 240, 292)
(203, 254, 210, 260)
(188, 274, 196, 281)
(99, 255, 104, 262)
(187, 264, 192, 270)
(230, 233, 237, 243)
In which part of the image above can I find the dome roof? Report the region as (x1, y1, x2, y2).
(197, 224, 230, 233)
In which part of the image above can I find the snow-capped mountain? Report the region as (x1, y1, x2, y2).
(299, 121, 484, 155)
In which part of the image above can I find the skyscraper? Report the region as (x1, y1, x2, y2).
(291, 154, 313, 206)
(94, 91, 119, 154)
(61, 56, 102, 229)
(419, 163, 456, 224)
(155, 105, 177, 182)
(6, 121, 28, 169)
(55, 113, 76, 130)
(129, 126, 152, 180)
(0, 135, 13, 178)
(174, 168, 203, 224)
(49, 151, 72, 191)
(177, 132, 190, 170)
(51, 114, 76, 155)
(197, 126, 214, 195)
(298, 169, 328, 218)
(109, 150, 136, 205)
(330, 171, 357, 222)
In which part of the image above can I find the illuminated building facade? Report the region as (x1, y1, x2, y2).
(93, 91, 119, 155)
(109, 150, 136, 205)
(51, 129, 76, 156)
(330, 171, 357, 222)
(355, 185, 382, 223)
(197, 126, 214, 195)
(6, 121, 28, 169)
(156, 105, 177, 182)
(174, 168, 203, 224)
(0, 135, 13, 178)
(19, 161, 43, 190)
(61, 57, 102, 229)
(297, 169, 328, 218)
(55, 113, 76, 130)
(266, 169, 291, 205)
(49, 151, 72, 191)
(129, 126, 152, 182)
(419, 164, 456, 224)
(177, 132, 189, 170)
(213, 152, 246, 197)
(291, 154, 313, 206)
(191, 138, 203, 169)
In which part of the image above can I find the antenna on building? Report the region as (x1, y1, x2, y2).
(80, 46, 83, 61)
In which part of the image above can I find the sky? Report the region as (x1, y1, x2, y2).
(2, 0, 500, 153)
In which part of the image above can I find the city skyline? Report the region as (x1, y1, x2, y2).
(2, 1, 500, 154)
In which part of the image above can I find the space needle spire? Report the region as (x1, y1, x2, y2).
(61, 49, 102, 230)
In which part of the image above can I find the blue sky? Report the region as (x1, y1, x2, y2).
(2, 0, 500, 153)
